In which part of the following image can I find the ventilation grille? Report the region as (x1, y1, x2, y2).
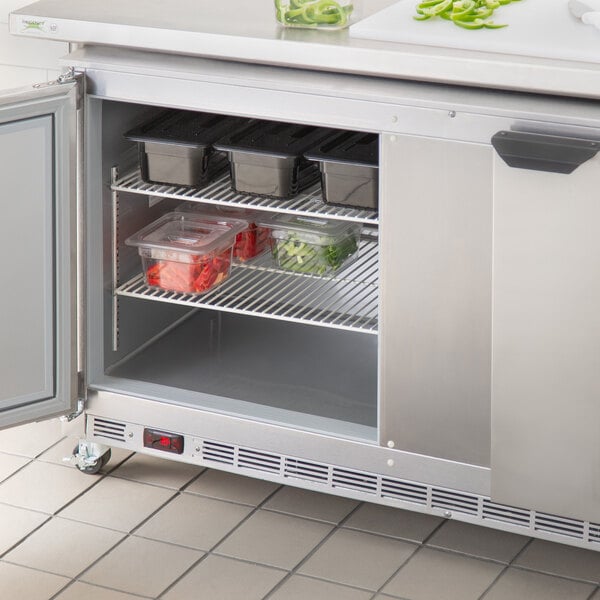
(432, 488, 479, 516)
(332, 467, 378, 494)
(92, 417, 126, 442)
(535, 513, 585, 539)
(202, 440, 235, 465)
(193, 436, 599, 548)
(482, 500, 531, 527)
(238, 448, 281, 474)
(381, 477, 428, 505)
(284, 458, 329, 484)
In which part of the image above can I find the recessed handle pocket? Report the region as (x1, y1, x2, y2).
(491, 131, 599, 174)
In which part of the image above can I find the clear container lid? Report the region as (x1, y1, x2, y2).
(175, 202, 265, 224)
(258, 213, 361, 245)
(125, 212, 241, 257)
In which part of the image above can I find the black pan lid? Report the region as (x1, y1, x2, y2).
(125, 110, 251, 149)
(214, 120, 336, 158)
(305, 131, 378, 167)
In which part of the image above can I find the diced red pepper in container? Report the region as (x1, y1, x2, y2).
(126, 213, 238, 296)
(145, 249, 232, 294)
(233, 223, 270, 261)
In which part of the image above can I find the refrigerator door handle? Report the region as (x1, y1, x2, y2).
(491, 130, 599, 174)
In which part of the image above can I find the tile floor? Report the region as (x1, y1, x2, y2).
(0, 420, 599, 600)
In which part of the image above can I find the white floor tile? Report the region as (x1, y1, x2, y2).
(59, 476, 175, 532)
(111, 452, 203, 489)
(0, 561, 69, 599)
(81, 535, 203, 597)
(0, 451, 29, 483)
(0, 461, 98, 513)
(0, 419, 64, 458)
(0, 503, 49, 555)
(54, 581, 150, 600)
(4, 516, 124, 577)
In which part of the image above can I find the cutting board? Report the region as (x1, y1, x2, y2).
(350, 0, 600, 64)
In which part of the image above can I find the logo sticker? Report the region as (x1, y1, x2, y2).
(21, 19, 46, 32)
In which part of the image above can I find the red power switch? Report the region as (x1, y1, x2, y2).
(143, 428, 184, 454)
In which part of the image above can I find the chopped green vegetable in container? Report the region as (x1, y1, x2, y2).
(274, 0, 357, 29)
(413, 0, 521, 29)
(259, 214, 361, 276)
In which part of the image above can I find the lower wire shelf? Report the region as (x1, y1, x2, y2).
(116, 239, 379, 334)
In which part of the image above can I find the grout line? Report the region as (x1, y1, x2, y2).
(586, 585, 599, 600)
(48, 578, 153, 600)
(476, 536, 536, 600)
(260, 501, 367, 600)
(366, 517, 448, 600)
(0, 514, 53, 560)
(508, 563, 600, 586)
(155, 479, 285, 599)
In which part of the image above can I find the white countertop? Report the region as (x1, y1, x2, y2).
(9, 0, 600, 99)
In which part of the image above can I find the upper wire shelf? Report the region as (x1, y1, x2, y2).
(112, 168, 379, 225)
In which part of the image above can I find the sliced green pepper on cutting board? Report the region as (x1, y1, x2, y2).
(413, 0, 520, 29)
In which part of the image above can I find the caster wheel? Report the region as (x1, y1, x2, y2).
(73, 445, 112, 475)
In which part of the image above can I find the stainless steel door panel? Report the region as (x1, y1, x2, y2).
(0, 83, 78, 429)
(0, 116, 54, 406)
(380, 134, 493, 466)
(491, 151, 600, 522)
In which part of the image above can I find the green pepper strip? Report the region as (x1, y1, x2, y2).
(275, 0, 352, 26)
(414, 0, 517, 29)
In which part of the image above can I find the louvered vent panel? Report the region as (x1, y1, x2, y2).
(92, 417, 126, 442)
(381, 477, 427, 505)
(202, 440, 235, 465)
(534, 513, 585, 540)
(482, 500, 531, 528)
(432, 488, 479, 516)
(332, 467, 378, 494)
(589, 523, 600, 544)
(238, 448, 281, 474)
(284, 458, 329, 483)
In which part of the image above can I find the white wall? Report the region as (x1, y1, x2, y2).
(0, 0, 69, 89)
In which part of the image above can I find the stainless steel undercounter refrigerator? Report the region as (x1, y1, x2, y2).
(1, 0, 599, 552)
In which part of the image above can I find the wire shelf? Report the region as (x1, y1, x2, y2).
(116, 240, 379, 334)
(112, 168, 379, 225)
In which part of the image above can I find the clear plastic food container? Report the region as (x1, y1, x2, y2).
(258, 214, 361, 275)
(176, 203, 269, 262)
(274, 0, 360, 29)
(125, 213, 240, 294)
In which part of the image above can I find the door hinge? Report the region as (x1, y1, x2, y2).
(57, 66, 77, 85)
(62, 398, 85, 423)
(33, 67, 83, 109)
(61, 371, 86, 423)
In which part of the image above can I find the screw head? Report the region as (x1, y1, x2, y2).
(444, 510, 452, 518)
(391, 115, 398, 123)
(448, 111, 456, 118)
(128, 432, 133, 438)
(387, 440, 395, 449)
(387, 459, 395, 467)
(195, 446, 201, 453)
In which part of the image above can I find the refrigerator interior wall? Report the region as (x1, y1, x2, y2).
(85, 99, 379, 442)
